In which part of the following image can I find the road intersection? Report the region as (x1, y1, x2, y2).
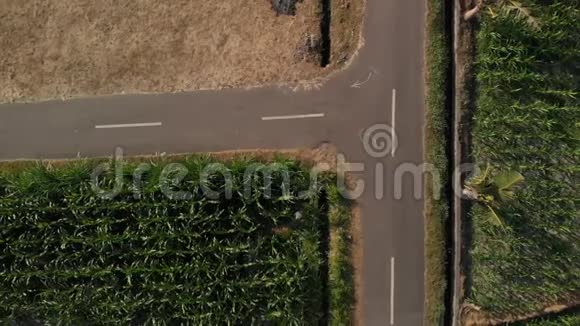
(0, 0, 426, 324)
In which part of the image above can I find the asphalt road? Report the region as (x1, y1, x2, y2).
(0, 0, 426, 324)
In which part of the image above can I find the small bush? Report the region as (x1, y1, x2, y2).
(271, 0, 303, 15)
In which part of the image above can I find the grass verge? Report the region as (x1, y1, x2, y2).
(326, 182, 355, 325)
(329, 0, 366, 66)
(423, 0, 452, 325)
(0, 152, 354, 323)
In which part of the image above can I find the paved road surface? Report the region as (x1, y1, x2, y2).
(0, 0, 426, 324)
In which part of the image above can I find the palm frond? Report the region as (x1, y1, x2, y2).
(495, 0, 541, 30)
(485, 204, 504, 228)
(493, 171, 524, 202)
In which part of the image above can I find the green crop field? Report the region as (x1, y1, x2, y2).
(0, 155, 353, 324)
(511, 311, 580, 326)
(467, 0, 580, 318)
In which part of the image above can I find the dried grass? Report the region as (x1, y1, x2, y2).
(0, 0, 363, 103)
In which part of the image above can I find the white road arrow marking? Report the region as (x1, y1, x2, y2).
(351, 71, 374, 88)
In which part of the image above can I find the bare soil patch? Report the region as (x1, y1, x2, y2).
(0, 0, 364, 103)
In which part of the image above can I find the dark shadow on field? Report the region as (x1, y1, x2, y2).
(319, 0, 331, 67)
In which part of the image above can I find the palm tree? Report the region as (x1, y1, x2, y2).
(463, 164, 524, 227)
(464, 0, 539, 30)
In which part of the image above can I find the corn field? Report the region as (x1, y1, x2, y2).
(511, 312, 580, 326)
(468, 0, 580, 317)
(0, 156, 345, 324)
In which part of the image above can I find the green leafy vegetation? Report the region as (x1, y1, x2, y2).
(327, 184, 354, 325)
(424, 0, 451, 324)
(0, 155, 353, 324)
(468, 0, 580, 317)
(510, 311, 580, 326)
(464, 165, 524, 227)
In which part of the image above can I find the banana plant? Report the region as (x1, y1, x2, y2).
(464, 0, 540, 30)
(463, 164, 524, 227)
